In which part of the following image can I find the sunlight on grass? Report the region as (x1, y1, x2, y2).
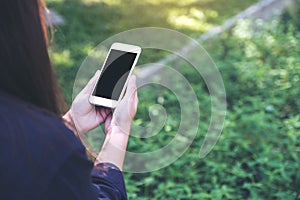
(143, 0, 201, 6)
(167, 8, 219, 32)
(49, 49, 74, 67)
(81, 43, 96, 55)
(233, 20, 253, 39)
(82, 0, 121, 5)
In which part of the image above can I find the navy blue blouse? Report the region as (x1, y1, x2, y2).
(0, 93, 127, 200)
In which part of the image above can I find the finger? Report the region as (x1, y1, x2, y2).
(124, 75, 137, 99)
(130, 86, 138, 118)
(104, 107, 113, 115)
(96, 108, 107, 124)
(81, 70, 101, 95)
(104, 113, 112, 134)
(134, 88, 138, 108)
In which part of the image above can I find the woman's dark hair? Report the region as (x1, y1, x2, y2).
(0, 0, 66, 114)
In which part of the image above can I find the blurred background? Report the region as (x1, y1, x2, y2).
(46, 0, 300, 199)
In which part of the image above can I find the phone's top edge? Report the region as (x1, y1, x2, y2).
(112, 42, 141, 52)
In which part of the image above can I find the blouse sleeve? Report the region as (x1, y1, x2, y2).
(91, 163, 128, 200)
(44, 147, 128, 200)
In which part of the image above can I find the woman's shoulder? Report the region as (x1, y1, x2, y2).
(1, 92, 57, 128)
(0, 92, 91, 199)
(0, 92, 83, 151)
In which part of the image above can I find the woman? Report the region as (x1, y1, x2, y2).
(0, 0, 138, 199)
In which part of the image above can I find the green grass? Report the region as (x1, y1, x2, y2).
(45, 0, 300, 199)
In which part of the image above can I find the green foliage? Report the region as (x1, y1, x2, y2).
(125, 15, 300, 199)
(201, 15, 300, 199)
(46, 0, 299, 199)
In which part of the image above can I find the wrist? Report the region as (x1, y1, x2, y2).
(110, 117, 133, 135)
(107, 126, 130, 148)
(109, 124, 130, 135)
(62, 110, 80, 137)
(95, 126, 131, 170)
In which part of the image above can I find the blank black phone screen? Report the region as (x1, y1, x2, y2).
(94, 49, 137, 100)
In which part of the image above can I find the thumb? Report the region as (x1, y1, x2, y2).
(124, 75, 137, 100)
(81, 70, 101, 95)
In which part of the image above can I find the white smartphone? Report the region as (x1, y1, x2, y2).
(89, 42, 141, 108)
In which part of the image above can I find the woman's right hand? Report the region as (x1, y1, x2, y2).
(95, 75, 138, 170)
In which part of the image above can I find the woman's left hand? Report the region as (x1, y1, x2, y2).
(63, 70, 112, 135)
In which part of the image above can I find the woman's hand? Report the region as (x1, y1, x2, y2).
(63, 70, 112, 135)
(109, 75, 139, 133)
(95, 75, 138, 170)
(63, 71, 139, 170)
